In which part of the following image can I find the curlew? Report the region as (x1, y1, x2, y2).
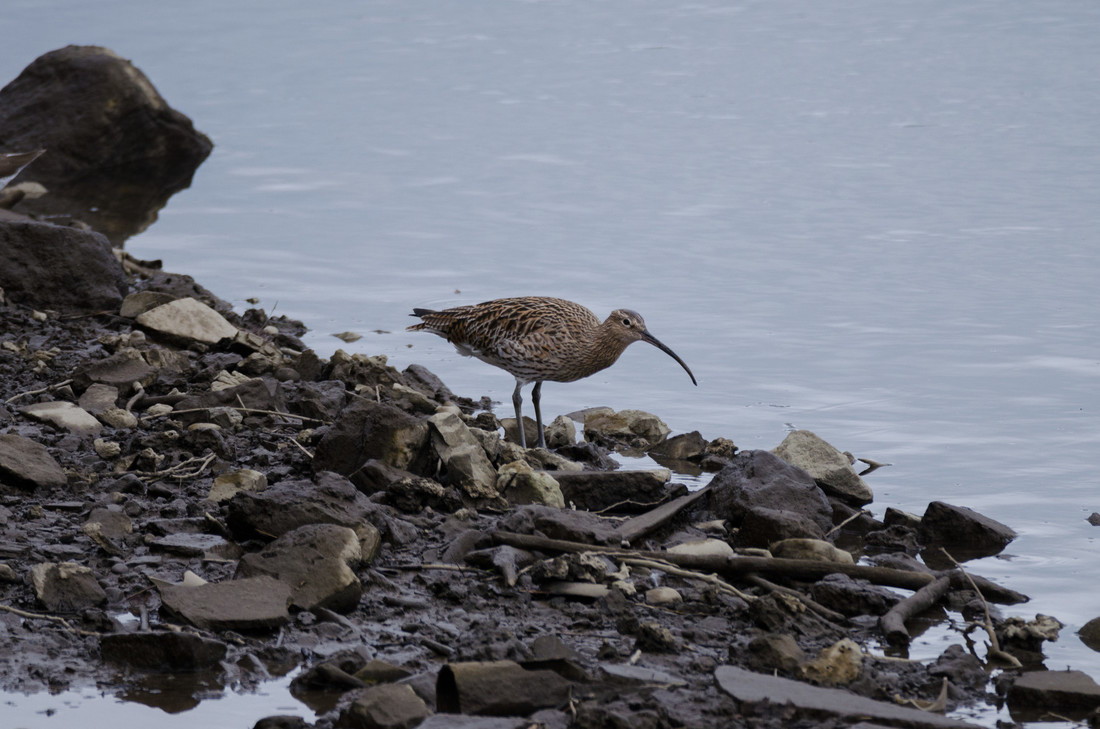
(407, 296, 697, 449)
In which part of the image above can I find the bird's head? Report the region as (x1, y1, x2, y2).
(604, 309, 698, 386)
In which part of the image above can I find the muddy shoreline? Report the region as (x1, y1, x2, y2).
(2, 45, 1098, 729)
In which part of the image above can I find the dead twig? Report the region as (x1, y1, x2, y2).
(141, 406, 329, 424)
(618, 556, 756, 602)
(131, 452, 217, 479)
(824, 508, 869, 538)
(4, 378, 73, 405)
(0, 603, 101, 637)
(940, 548, 1022, 668)
(745, 573, 845, 622)
(125, 382, 145, 412)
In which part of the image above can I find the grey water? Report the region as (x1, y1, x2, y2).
(3, 1, 1099, 726)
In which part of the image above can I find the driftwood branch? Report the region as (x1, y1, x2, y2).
(488, 530, 1027, 605)
(746, 573, 847, 624)
(612, 485, 712, 545)
(879, 575, 951, 645)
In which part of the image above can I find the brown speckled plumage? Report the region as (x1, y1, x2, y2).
(408, 296, 696, 448)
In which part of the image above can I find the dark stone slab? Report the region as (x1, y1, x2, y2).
(714, 665, 981, 728)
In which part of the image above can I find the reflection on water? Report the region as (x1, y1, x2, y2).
(3, 671, 314, 729)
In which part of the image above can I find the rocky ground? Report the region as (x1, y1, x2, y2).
(3, 44, 1100, 729)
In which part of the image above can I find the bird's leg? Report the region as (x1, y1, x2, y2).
(532, 381, 546, 449)
(512, 380, 527, 449)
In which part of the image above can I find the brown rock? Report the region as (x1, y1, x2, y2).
(0, 45, 212, 243)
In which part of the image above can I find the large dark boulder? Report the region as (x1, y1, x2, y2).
(0, 220, 127, 312)
(312, 399, 431, 486)
(706, 450, 834, 547)
(0, 45, 213, 243)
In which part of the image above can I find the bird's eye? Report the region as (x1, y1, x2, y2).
(622, 318, 631, 326)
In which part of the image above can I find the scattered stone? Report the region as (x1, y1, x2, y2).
(338, 683, 430, 729)
(227, 472, 388, 551)
(207, 468, 268, 503)
(929, 644, 987, 691)
(773, 430, 873, 506)
(428, 409, 498, 499)
(312, 399, 430, 484)
(172, 377, 286, 426)
(437, 660, 573, 716)
(100, 631, 227, 671)
(770, 538, 853, 564)
(496, 460, 563, 508)
(29, 561, 107, 612)
(707, 449, 834, 545)
(84, 507, 132, 540)
(119, 291, 176, 319)
(98, 407, 139, 429)
(645, 587, 683, 606)
(647, 430, 707, 461)
(553, 469, 671, 513)
(20, 401, 103, 435)
(799, 638, 862, 685)
(149, 533, 238, 560)
(352, 659, 414, 684)
(745, 631, 807, 674)
(501, 504, 619, 545)
(918, 501, 1017, 558)
(1008, 670, 1100, 711)
(667, 538, 734, 559)
(635, 622, 679, 653)
(997, 614, 1063, 654)
(883, 506, 923, 529)
(1078, 616, 1100, 652)
(236, 524, 364, 614)
(135, 296, 238, 345)
(0, 220, 127, 312)
(599, 662, 687, 687)
(715, 665, 981, 728)
(93, 438, 122, 458)
(158, 575, 291, 631)
(77, 383, 119, 415)
(0, 433, 67, 489)
(810, 573, 901, 617)
(73, 348, 157, 394)
(583, 408, 670, 450)
(544, 414, 576, 448)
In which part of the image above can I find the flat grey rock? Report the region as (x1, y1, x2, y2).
(100, 631, 227, 671)
(29, 561, 107, 612)
(158, 575, 291, 631)
(0, 433, 66, 489)
(1009, 670, 1100, 709)
(21, 401, 103, 435)
(599, 663, 687, 687)
(714, 665, 982, 728)
(136, 296, 238, 344)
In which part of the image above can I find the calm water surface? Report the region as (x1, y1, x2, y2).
(2, 1, 1098, 726)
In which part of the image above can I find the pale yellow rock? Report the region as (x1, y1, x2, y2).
(93, 439, 121, 459)
(646, 586, 684, 606)
(668, 538, 734, 559)
(98, 407, 139, 429)
(135, 297, 238, 345)
(207, 469, 268, 503)
(770, 538, 854, 564)
(800, 638, 862, 685)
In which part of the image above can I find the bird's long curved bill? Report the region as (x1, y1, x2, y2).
(641, 331, 698, 386)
